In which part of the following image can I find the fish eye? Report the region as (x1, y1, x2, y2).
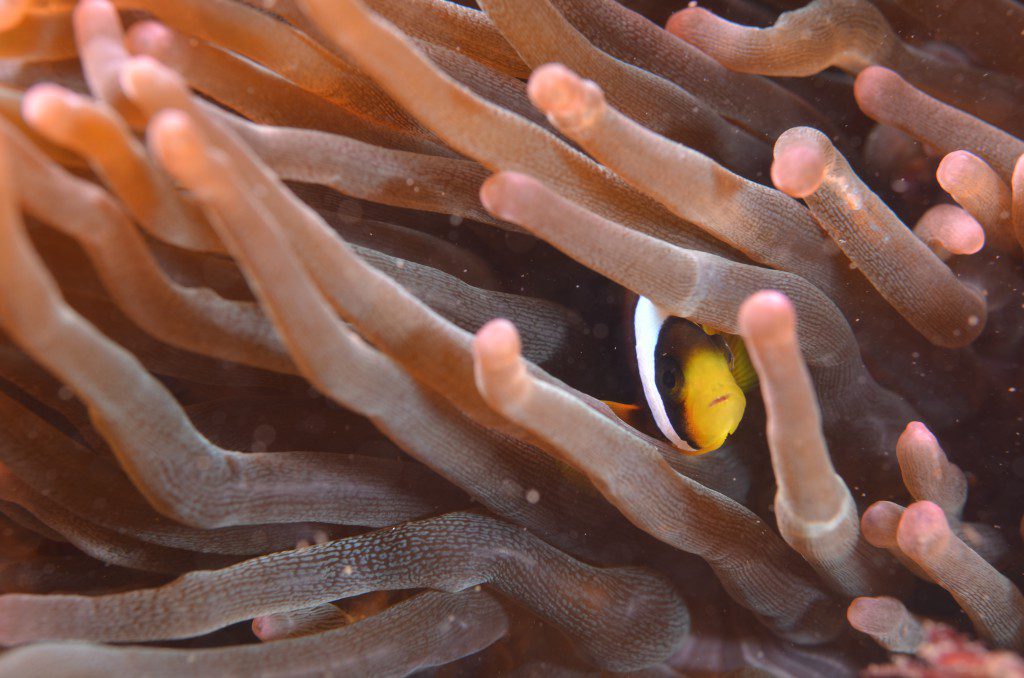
(657, 360, 680, 391)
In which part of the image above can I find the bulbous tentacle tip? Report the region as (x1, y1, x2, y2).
(0, 0, 29, 33)
(1012, 154, 1024, 249)
(527, 63, 604, 132)
(76, 0, 117, 10)
(473, 318, 532, 412)
(936, 150, 983, 188)
(1014, 153, 1024, 179)
(118, 54, 181, 106)
(771, 140, 827, 198)
(250, 616, 268, 640)
(478, 173, 508, 222)
(479, 171, 537, 224)
(664, 7, 717, 40)
(147, 109, 209, 186)
(853, 66, 903, 114)
(474, 318, 521, 366)
(914, 205, 986, 256)
(251, 613, 298, 642)
(527, 64, 580, 114)
(125, 20, 176, 58)
(738, 290, 796, 344)
(72, 0, 121, 35)
(847, 596, 901, 633)
(897, 501, 951, 560)
(1012, 153, 1024, 198)
(860, 501, 902, 549)
(20, 83, 74, 133)
(897, 421, 946, 468)
(900, 421, 937, 448)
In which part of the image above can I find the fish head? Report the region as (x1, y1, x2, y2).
(635, 297, 746, 455)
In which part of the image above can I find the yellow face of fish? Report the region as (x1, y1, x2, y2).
(677, 347, 746, 453)
(651, 317, 747, 454)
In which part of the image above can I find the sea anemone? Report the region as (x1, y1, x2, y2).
(0, 0, 1022, 675)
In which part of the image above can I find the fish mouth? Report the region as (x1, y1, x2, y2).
(708, 394, 731, 407)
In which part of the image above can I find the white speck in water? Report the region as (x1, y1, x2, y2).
(525, 488, 540, 504)
(342, 565, 353, 575)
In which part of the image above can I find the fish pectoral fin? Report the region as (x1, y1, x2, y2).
(603, 401, 667, 440)
(603, 400, 643, 426)
(726, 335, 759, 393)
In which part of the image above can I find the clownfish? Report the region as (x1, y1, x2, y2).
(606, 297, 757, 455)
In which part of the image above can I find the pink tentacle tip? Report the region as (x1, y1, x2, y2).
(73, 0, 120, 29)
(0, 0, 29, 33)
(738, 290, 796, 343)
(147, 110, 206, 182)
(117, 55, 163, 100)
(479, 172, 534, 224)
(936, 151, 982, 188)
(853, 66, 903, 114)
(474, 318, 522, 367)
(897, 501, 951, 559)
(899, 421, 938, 449)
(861, 501, 902, 548)
(915, 205, 985, 256)
(119, 53, 192, 106)
(251, 615, 289, 641)
(78, 0, 117, 9)
(664, 7, 715, 39)
(771, 142, 826, 199)
(473, 319, 530, 408)
(527, 64, 581, 115)
(527, 63, 603, 131)
(125, 20, 176, 57)
(847, 596, 901, 633)
(20, 83, 73, 130)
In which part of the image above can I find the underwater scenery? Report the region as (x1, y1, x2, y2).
(0, 0, 1022, 675)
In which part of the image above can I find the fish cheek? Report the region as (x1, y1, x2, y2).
(654, 354, 699, 449)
